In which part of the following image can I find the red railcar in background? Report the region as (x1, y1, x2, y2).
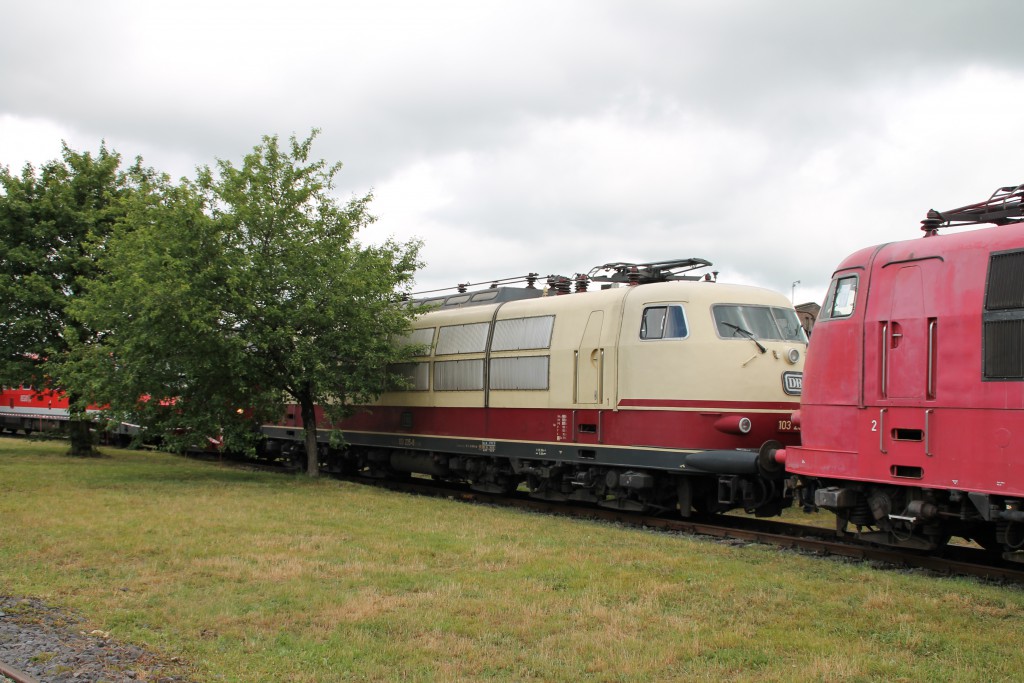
(0, 385, 80, 435)
(0, 385, 135, 444)
(777, 184, 1024, 556)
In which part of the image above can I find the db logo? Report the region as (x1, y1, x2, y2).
(782, 372, 803, 396)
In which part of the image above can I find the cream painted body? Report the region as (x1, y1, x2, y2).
(381, 281, 806, 411)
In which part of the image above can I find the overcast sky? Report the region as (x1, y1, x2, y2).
(3, 1, 1024, 304)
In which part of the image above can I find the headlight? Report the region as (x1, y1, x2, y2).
(714, 416, 752, 435)
(785, 347, 800, 364)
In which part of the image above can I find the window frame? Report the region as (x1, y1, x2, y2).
(639, 304, 689, 341)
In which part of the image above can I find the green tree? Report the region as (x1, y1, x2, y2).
(71, 131, 422, 475)
(0, 144, 141, 456)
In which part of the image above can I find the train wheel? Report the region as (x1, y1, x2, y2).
(689, 482, 722, 517)
(752, 498, 786, 518)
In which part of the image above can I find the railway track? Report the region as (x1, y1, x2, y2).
(349, 474, 1024, 585)
(0, 659, 39, 683)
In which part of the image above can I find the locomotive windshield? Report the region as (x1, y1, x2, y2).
(712, 305, 807, 343)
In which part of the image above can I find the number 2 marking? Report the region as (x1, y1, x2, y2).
(871, 420, 878, 432)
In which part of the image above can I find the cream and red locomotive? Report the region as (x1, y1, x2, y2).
(264, 259, 807, 516)
(775, 184, 1024, 557)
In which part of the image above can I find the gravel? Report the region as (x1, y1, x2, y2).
(0, 597, 193, 683)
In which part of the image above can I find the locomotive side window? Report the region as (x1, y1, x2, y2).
(434, 359, 484, 390)
(436, 323, 489, 354)
(821, 275, 858, 320)
(489, 356, 550, 390)
(491, 315, 555, 351)
(983, 249, 1024, 380)
(388, 362, 430, 391)
(397, 327, 435, 356)
(640, 305, 688, 340)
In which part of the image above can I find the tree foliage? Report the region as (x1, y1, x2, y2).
(70, 131, 422, 474)
(0, 144, 141, 455)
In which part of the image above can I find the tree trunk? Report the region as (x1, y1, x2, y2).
(66, 391, 97, 457)
(67, 416, 97, 457)
(299, 391, 319, 477)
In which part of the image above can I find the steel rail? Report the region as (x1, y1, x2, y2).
(0, 659, 41, 683)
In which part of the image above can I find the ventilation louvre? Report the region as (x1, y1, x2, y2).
(984, 249, 1024, 380)
(987, 251, 1024, 310)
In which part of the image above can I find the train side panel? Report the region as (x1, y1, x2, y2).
(294, 281, 806, 455)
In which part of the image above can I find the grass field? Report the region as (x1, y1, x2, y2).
(0, 437, 1021, 682)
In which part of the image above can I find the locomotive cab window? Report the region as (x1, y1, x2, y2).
(820, 275, 858, 320)
(640, 305, 688, 340)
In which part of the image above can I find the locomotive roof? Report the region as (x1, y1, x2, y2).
(411, 279, 795, 326)
(415, 286, 544, 310)
(409, 258, 720, 310)
(832, 218, 1024, 277)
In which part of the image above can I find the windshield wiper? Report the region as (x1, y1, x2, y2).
(721, 322, 767, 354)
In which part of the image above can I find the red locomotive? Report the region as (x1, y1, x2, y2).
(0, 385, 137, 444)
(0, 385, 78, 435)
(776, 184, 1024, 557)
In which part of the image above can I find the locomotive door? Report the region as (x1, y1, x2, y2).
(884, 265, 929, 400)
(576, 311, 604, 404)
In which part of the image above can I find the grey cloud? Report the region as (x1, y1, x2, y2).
(4, 0, 1024, 304)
